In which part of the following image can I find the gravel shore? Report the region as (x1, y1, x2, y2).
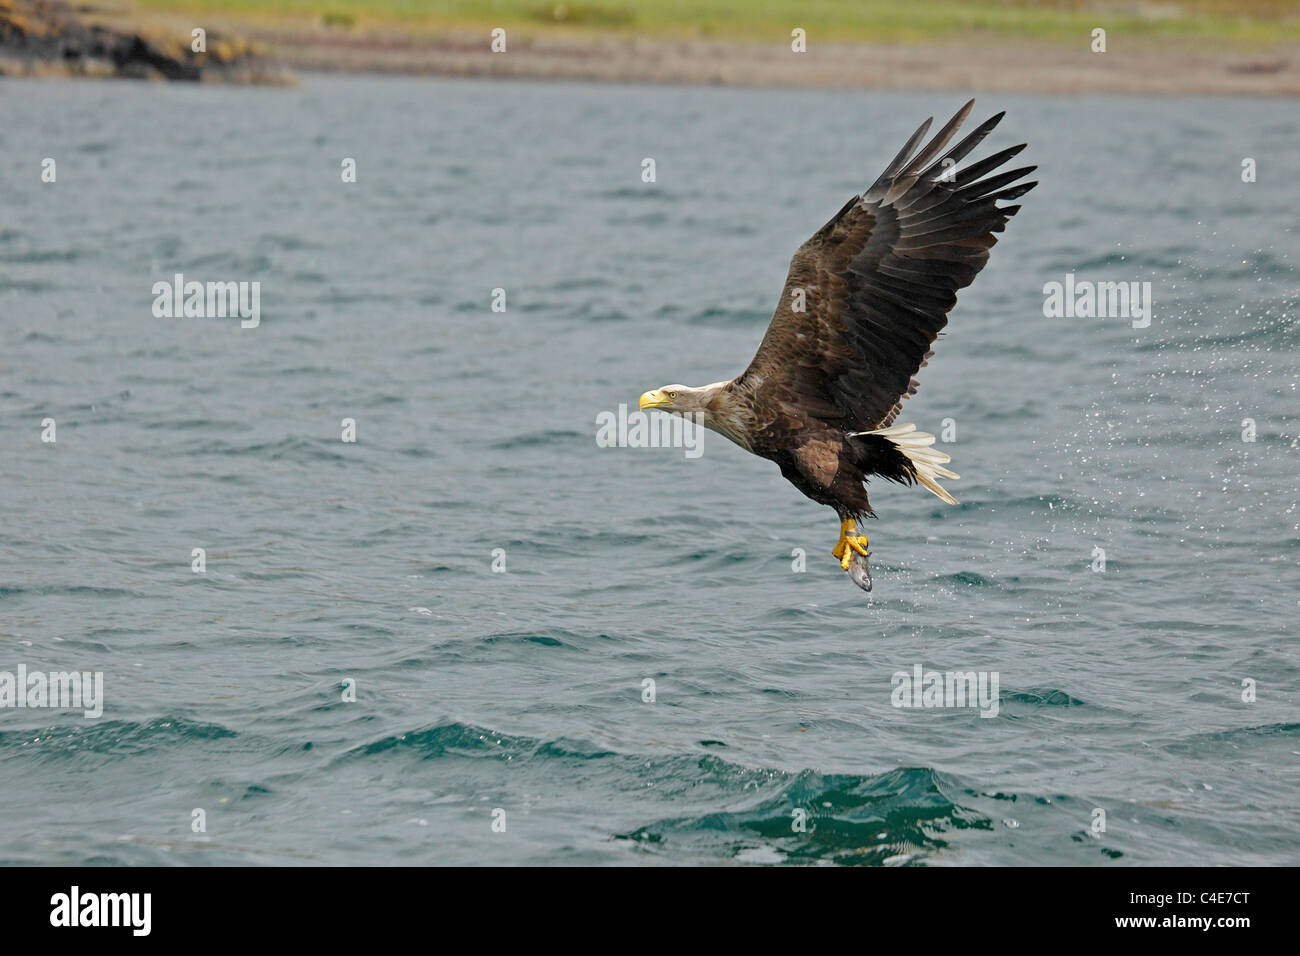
(237, 24, 1300, 95)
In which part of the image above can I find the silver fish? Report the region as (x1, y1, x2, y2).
(846, 548, 872, 592)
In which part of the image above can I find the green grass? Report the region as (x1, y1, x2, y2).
(129, 0, 1300, 45)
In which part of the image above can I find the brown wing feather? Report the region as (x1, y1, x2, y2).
(735, 100, 1037, 433)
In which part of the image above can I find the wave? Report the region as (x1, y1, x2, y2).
(0, 717, 237, 760)
(618, 766, 990, 866)
(331, 721, 1029, 865)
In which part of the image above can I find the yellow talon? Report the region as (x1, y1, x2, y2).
(831, 518, 869, 569)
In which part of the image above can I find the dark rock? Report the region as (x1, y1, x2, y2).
(0, 0, 294, 83)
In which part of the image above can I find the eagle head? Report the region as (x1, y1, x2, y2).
(637, 381, 752, 451)
(638, 384, 694, 413)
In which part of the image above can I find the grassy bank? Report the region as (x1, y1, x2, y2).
(131, 0, 1300, 46)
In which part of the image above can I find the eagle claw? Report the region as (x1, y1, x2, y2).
(834, 535, 870, 570)
(831, 519, 870, 570)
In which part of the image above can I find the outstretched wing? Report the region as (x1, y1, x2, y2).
(735, 100, 1036, 432)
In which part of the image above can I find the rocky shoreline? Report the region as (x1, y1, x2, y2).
(0, 0, 293, 83)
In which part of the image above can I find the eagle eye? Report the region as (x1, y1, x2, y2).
(668, 391, 678, 399)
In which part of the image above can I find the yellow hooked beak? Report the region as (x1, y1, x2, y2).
(639, 389, 670, 410)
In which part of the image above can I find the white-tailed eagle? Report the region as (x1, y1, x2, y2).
(638, 100, 1036, 590)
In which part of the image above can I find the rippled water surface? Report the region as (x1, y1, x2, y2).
(0, 76, 1297, 865)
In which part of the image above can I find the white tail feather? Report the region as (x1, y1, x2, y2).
(851, 422, 960, 505)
